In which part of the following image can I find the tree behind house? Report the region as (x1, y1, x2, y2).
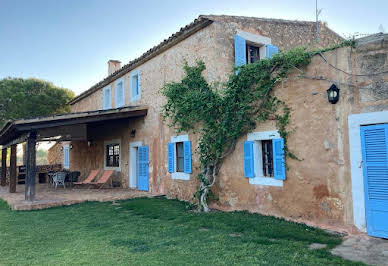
(0, 78, 74, 128)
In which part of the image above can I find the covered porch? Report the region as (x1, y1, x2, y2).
(0, 106, 148, 202)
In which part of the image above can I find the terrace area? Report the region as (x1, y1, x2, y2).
(0, 184, 156, 210)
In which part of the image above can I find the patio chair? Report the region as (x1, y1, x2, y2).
(88, 170, 115, 189)
(73, 170, 99, 187)
(52, 172, 67, 189)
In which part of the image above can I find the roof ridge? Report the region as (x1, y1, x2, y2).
(200, 14, 317, 25)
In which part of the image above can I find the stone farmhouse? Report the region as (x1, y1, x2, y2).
(1, 15, 388, 239)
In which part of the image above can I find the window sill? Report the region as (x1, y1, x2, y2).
(171, 172, 190, 181)
(104, 166, 121, 172)
(249, 176, 283, 187)
(130, 96, 140, 102)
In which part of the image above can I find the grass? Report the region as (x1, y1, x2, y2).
(0, 197, 363, 265)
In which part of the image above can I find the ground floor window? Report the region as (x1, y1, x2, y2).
(244, 130, 286, 187)
(168, 135, 192, 180)
(106, 143, 120, 167)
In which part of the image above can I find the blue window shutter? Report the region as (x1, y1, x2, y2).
(115, 81, 124, 108)
(183, 141, 192, 174)
(265, 44, 279, 59)
(168, 143, 174, 173)
(63, 145, 69, 169)
(243, 141, 254, 178)
(234, 34, 247, 72)
(138, 146, 149, 191)
(104, 87, 111, 109)
(273, 138, 286, 180)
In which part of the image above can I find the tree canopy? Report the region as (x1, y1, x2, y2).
(0, 78, 75, 128)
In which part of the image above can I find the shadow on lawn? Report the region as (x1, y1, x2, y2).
(119, 197, 343, 248)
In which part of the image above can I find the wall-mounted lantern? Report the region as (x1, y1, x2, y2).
(130, 129, 136, 138)
(327, 84, 340, 104)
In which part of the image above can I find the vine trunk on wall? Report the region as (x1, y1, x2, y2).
(161, 41, 354, 212)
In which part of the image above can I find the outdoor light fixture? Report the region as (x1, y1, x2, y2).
(69, 144, 73, 149)
(130, 129, 136, 138)
(327, 84, 340, 104)
(87, 141, 93, 147)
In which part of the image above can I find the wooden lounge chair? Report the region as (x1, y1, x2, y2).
(88, 170, 115, 189)
(73, 170, 99, 187)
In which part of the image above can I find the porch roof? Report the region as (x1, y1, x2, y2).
(0, 105, 148, 146)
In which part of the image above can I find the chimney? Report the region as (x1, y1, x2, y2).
(107, 60, 121, 75)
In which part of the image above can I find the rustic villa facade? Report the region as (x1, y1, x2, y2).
(1, 15, 388, 238)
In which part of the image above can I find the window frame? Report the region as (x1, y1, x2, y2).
(175, 142, 185, 172)
(115, 78, 125, 108)
(104, 139, 121, 171)
(130, 70, 141, 102)
(170, 135, 190, 180)
(247, 130, 283, 187)
(246, 43, 261, 64)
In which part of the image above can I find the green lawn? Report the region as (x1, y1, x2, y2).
(0, 197, 362, 265)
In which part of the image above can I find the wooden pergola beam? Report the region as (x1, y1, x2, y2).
(1, 148, 6, 187)
(25, 132, 36, 201)
(9, 145, 16, 193)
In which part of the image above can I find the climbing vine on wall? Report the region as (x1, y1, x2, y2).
(161, 40, 354, 212)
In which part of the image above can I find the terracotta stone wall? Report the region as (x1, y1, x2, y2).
(64, 15, 387, 232)
(214, 34, 388, 231)
(205, 15, 343, 51)
(47, 143, 63, 165)
(71, 17, 343, 113)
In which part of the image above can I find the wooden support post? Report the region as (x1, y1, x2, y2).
(1, 148, 6, 187)
(9, 145, 17, 193)
(25, 133, 36, 201)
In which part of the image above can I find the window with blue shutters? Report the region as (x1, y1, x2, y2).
(115, 79, 125, 108)
(168, 135, 191, 180)
(103, 86, 112, 110)
(244, 131, 286, 187)
(235, 32, 278, 68)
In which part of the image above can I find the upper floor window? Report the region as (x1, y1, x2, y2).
(130, 70, 141, 102)
(103, 86, 112, 110)
(115, 78, 125, 108)
(234, 31, 278, 71)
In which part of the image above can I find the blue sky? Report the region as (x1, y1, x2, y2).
(0, 0, 387, 96)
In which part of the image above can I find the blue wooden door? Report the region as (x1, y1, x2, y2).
(137, 146, 149, 191)
(361, 124, 388, 238)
